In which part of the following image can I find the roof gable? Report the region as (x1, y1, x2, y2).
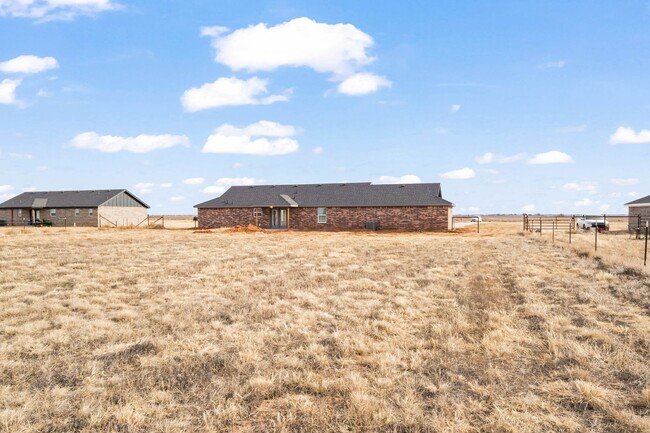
(0, 189, 150, 209)
(195, 182, 452, 208)
(625, 194, 650, 206)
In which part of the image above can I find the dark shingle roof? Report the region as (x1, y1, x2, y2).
(195, 182, 452, 208)
(0, 189, 149, 209)
(625, 194, 650, 206)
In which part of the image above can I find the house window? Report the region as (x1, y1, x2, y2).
(89, 209, 93, 216)
(75, 208, 80, 216)
(50, 209, 56, 217)
(317, 207, 327, 224)
(253, 208, 262, 218)
(17, 209, 22, 218)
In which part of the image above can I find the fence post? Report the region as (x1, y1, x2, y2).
(539, 217, 542, 235)
(643, 221, 650, 266)
(552, 219, 555, 242)
(569, 218, 572, 244)
(595, 222, 598, 251)
(477, 218, 480, 234)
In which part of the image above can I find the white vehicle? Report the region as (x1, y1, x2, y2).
(575, 216, 609, 231)
(470, 215, 482, 222)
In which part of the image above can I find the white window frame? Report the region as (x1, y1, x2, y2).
(17, 209, 22, 218)
(317, 207, 327, 224)
(50, 209, 56, 217)
(75, 208, 80, 216)
(252, 208, 262, 217)
(89, 208, 93, 216)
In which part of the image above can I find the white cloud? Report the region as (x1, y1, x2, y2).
(599, 204, 610, 211)
(378, 175, 422, 184)
(169, 196, 184, 202)
(627, 192, 640, 198)
(312, 147, 323, 154)
(337, 73, 391, 95)
(133, 182, 154, 194)
(610, 126, 650, 144)
(69, 132, 189, 153)
(160, 183, 173, 188)
(181, 76, 289, 112)
(527, 151, 573, 165)
(202, 120, 299, 156)
(200, 25, 228, 37)
(205, 17, 375, 78)
(475, 152, 525, 164)
(203, 177, 261, 195)
(0, 0, 122, 21)
(0, 184, 14, 193)
(522, 204, 536, 213)
(0, 55, 58, 74)
(232, 162, 243, 169)
(0, 78, 21, 105)
(537, 60, 566, 69)
(183, 177, 205, 185)
(450, 104, 461, 113)
(563, 182, 597, 194)
(440, 167, 475, 180)
(37, 89, 50, 97)
(611, 178, 638, 186)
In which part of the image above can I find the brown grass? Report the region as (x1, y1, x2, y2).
(0, 225, 649, 432)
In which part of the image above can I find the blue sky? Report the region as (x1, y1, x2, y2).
(1, 0, 649, 215)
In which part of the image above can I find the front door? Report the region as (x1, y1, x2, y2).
(271, 208, 287, 228)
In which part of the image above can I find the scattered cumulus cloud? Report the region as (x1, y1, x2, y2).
(522, 204, 536, 213)
(527, 150, 573, 165)
(203, 177, 261, 195)
(69, 132, 189, 153)
(611, 178, 638, 186)
(133, 182, 154, 194)
(0, 78, 21, 105)
(169, 196, 184, 202)
(337, 73, 391, 95)
(312, 146, 323, 154)
(0, 55, 58, 74)
(475, 152, 525, 164)
(8, 152, 32, 159)
(627, 192, 640, 198)
(205, 17, 374, 77)
(0, 184, 14, 193)
(610, 126, 650, 144)
(202, 120, 299, 156)
(574, 198, 595, 207)
(450, 104, 461, 113)
(440, 167, 475, 180)
(562, 182, 597, 194)
(183, 177, 205, 185)
(160, 183, 173, 188)
(0, 0, 122, 22)
(537, 60, 566, 69)
(199, 17, 388, 96)
(378, 175, 422, 184)
(181, 77, 289, 112)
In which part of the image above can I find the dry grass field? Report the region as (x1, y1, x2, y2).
(1, 224, 649, 432)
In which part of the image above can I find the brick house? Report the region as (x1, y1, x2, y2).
(0, 189, 149, 227)
(625, 194, 650, 230)
(195, 182, 453, 231)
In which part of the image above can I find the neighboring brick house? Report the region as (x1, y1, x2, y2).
(0, 189, 149, 227)
(195, 182, 453, 231)
(625, 194, 650, 230)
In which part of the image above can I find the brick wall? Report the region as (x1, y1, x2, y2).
(0, 208, 98, 226)
(628, 205, 650, 229)
(199, 206, 452, 231)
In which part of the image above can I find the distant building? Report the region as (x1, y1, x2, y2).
(194, 182, 453, 231)
(0, 189, 149, 227)
(625, 194, 650, 230)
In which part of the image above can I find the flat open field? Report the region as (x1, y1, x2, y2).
(1, 224, 649, 432)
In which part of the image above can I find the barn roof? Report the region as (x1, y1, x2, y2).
(195, 182, 453, 208)
(0, 189, 149, 209)
(625, 194, 650, 206)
